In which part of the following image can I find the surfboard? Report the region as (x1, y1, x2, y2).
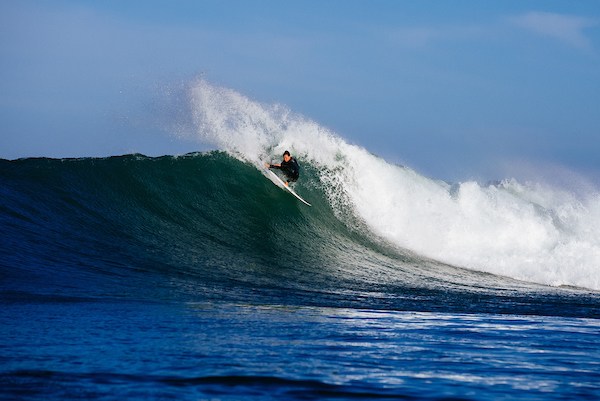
(264, 168, 312, 206)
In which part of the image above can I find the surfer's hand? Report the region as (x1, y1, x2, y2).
(265, 163, 270, 168)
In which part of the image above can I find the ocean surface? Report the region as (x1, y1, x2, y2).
(2, 80, 600, 400)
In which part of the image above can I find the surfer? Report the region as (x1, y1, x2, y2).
(265, 150, 300, 186)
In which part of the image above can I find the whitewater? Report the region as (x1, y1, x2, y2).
(185, 79, 600, 291)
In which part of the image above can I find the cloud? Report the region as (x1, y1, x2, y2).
(390, 25, 487, 49)
(392, 27, 439, 48)
(509, 11, 598, 52)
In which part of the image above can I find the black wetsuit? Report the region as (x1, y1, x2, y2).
(271, 157, 300, 183)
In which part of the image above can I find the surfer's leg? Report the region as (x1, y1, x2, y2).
(287, 173, 299, 185)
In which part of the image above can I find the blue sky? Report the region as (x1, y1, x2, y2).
(1, 0, 599, 184)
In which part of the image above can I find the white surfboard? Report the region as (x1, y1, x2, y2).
(264, 168, 311, 206)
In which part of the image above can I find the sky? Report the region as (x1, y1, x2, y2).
(1, 0, 600, 185)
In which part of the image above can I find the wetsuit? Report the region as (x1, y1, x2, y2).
(270, 157, 300, 183)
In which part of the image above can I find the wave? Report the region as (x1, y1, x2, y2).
(1, 151, 599, 317)
(179, 79, 600, 291)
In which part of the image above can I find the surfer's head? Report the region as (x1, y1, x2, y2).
(283, 150, 291, 162)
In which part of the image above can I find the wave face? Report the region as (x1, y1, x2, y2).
(1, 150, 599, 317)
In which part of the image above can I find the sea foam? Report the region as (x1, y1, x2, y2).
(184, 79, 600, 290)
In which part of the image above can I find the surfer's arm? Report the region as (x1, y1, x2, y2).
(266, 163, 282, 169)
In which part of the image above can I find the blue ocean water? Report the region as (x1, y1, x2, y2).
(2, 81, 600, 399)
(1, 152, 599, 400)
(2, 299, 600, 400)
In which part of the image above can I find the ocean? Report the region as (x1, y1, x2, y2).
(1, 80, 600, 400)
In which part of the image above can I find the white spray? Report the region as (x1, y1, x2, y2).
(182, 79, 600, 291)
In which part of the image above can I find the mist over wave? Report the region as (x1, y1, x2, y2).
(180, 79, 600, 291)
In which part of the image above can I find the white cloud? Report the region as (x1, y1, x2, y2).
(392, 27, 439, 48)
(509, 11, 598, 52)
(390, 25, 487, 49)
